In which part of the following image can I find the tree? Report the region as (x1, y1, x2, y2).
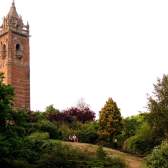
(122, 114, 145, 140)
(99, 98, 122, 144)
(0, 73, 14, 126)
(45, 105, 60, 121)
(147, 74, 168, 140)
(76, 98, 90, 110)
(63, 107, 95, 123)
(45, 105, 60, 114)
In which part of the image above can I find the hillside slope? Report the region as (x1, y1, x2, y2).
(64, 142, 143, 168)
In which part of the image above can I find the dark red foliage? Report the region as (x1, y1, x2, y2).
(63, 107, 95, 123)
(47, 107, 95, 123)
(47, 112, 72, 122)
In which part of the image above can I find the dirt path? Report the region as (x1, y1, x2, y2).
(65, 142, 144, 168)
(104, 147, 143, 168)
(125, 156, 143, 168)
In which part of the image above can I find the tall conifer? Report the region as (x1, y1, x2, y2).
(99, 98, 122, 143)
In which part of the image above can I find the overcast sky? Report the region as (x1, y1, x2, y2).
(1, 0, 168, 117)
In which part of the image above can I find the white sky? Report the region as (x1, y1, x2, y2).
(1, 0, 168, 117)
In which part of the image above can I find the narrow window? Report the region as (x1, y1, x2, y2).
(16, 43, 23, 59)
(2, 44, 7, 59)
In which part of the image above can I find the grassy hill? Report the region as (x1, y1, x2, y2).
(63, 141, 144, 168)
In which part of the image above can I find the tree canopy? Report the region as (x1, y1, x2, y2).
(148, 74, 168, 139)
(0, 73, 14, 126)
(99, 98, 122, 143)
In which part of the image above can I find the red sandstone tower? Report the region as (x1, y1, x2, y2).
(0, 1, 30, 110)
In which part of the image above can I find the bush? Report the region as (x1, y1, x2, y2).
(4, 125, 26, 138)
(57, 123, 75, 141)
(0, 159, 32, 168)
(36, 142, 89, 168)
(121, 114, 145, 139)
(145, 140, 168, 168)
(28, 132, 49, 140)
(0, 137, 43, 164)
(12, 110, 29, 126)
(96, 146, 106, 160)
(37, 120, 62, 139)
(77, 122, 98, 143)
(28, 111, 45, 122)
(123, 122, 154, 155)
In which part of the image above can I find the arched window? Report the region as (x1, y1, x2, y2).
(16, 43, 23, 59)
(16, 44, 20, 50)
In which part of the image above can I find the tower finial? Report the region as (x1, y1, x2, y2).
(12, 0, 15, 6)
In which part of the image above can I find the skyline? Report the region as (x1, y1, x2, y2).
(1, 0, 168, 117)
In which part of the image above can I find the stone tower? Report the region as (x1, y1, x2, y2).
(0, 1, 30, 110)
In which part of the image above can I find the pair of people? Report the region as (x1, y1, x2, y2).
(69, 134, 78, 142)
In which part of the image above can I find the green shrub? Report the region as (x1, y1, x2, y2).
(28, 132, 49, 140)
(0, 159, 32, 168)
(12, 110, 29, 126)
(58, 123, 75, 140)
(77, 122, 98, 143)
(0, 136, 43, 164)
(145, 140, 168, 168)
(0, 134, 126, 168)
(123, 122, 154, 155)
(96, 146, 107, 160)
(9, 126, 26, 137)
(88, 156, 126, 168)
(118, 114, 146, 147)
(37, 120, 62, 139)
(123, 135, 146, 154)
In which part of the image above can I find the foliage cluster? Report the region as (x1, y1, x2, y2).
(0, 72, 126, 167)
(0, 134, 126, 168)
(147, 75, 168, 142)
(77, 121, 99, 143)
(99, 98, 122, 147)
(123, 122, 154, 155)
(145, 140, 168, 168)
(122, 75, 168, 156)
(0, 73, 14, 126)
(46, 106, 95, 123)
(2, 71, 168, 166)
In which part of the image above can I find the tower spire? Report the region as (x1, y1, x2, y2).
(12, 0, 15, 6)
(0, 0, 29, 36)
(8, 0, 18, 18)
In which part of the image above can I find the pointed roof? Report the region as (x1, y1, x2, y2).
(0, 0, 29, 36)
(7, 0, 19, 18)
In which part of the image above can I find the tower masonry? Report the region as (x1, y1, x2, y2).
(0, 1, 30, 110)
